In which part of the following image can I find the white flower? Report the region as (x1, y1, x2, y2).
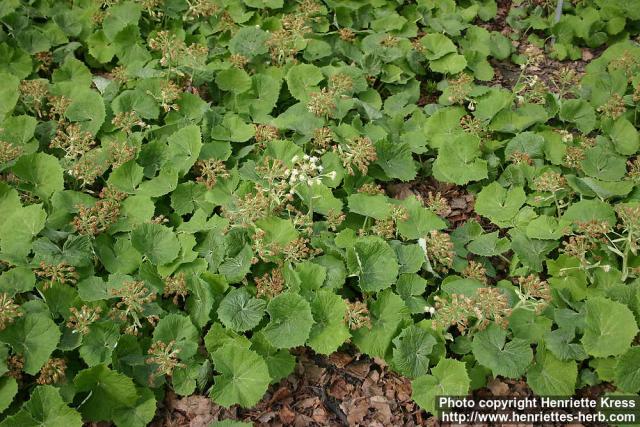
(327, 171, 337, 180)
(424, 305, 436, 315)
(303, 154, 310, 160)
(317, 165, 324, 172)
(307, 178, 314, 186)
(291, 155, 299, 162)
(315, 178, 322, 185)
(310, 156, 318, 163)
(290, 176, 297, 183)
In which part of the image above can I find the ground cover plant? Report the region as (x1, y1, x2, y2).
(0, 0, 640, 425)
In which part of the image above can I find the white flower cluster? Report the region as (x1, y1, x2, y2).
(284, 155, 337, 193)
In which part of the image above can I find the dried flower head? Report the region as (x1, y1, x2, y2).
(37, 358, 66, 385)
(358, 183, 385, 195)
(534, 171, 566, 193)
(19, 79, 48, 116)
(185, 0, 218, 20)
(72, 191, 123, 236)
(338, 28, 356, 42)
(561, 235, 595, 264)
(35, 51, 53, 73)
(0, 293, 22, 330)
(597, 93, 626, 120)
(0, 141, 23, 164)
(282, 237, 319, 263)
(425, 191, 451, 217)
(335, 136, 377, 176)
(110, 280, 157, 335)
(563, 146, 585, 169)
(195, 158, 229, 189)
(326, 209, 346, 231)
(628, 157, 640, 183)
(35, 262, 78, 290)
(509, 151, 533, 165)
(47, 95, 72, 122)
(424, 230, 455, 270)
(112, 111, 147, 135)
(462, 260, 488, 284)
(307, 87, 336, 117)
(163, 273, 189, 305)
(254, 124, 279, 144)
(68, 150, 110, 185)
(344, 300, 371, 330)
(446, 73, 474, 104)
(146, 340, 185, 382)
(329, 73, 353, 95)
(67, 305, 102, 335)
(7, 355, 24, 380)
(432, 287, 511, 333)
(229, 53, 249, 69)
(516, 275, 551, 313)
(255, 268, 285, 299)
(50, 122, 94, 159)
(312, 127, 333, 151)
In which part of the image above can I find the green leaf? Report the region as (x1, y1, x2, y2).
(0, 376, 17, 414)
(346, 236, 399, 292)
(420, 34, 457, 60)
(614, 347, 640, 393)
(0, 72, 19, 120)
(152, 314, 199, 360)
(0, 267, 35, 296)
(112, 387, 156, 427)
(262, 292, 314, 348)
(352, 290, 410, 358)
(347, 193, 392, 219)
(79, 321, 120, 367)
(166, 125, 202, 176)
(395, 196, 447, 240)
(0, 385, 82, 427)
(217, 288, 266, 332)
(74, 365, 138, 422)
(12, 153, 64, 200)
(412, 358, 470, 413)
(471, 324, 533, 378)
(392, 325, 436, 378)
(228, 27, 269, 58)
(211, 113, 255, 142)
(102, 2, 142, 40)
(216, 68, 252, 94)
(0, 314, 60, 375)
(65, 89, 105, 136)
(131, 223, 181, 265)
(559, 99, 596, 133)
(307, 290, 350, 355)
(210, 343, 271, 408)
(433, 134, 488, 185)
(581, 145, 627, 181)
(467, 232, 510, 256)
(430, 53, 468, 74)
(250, 331, 295, 383)
(474, 183, 525, 228)
(562, 199, 616, 226)
(608, 117, 639, 156)
(286, 64, 324, 101)
(527, 352, 577, 396)
(581, 297, 638, 357)
(375, 139, 417, 181)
